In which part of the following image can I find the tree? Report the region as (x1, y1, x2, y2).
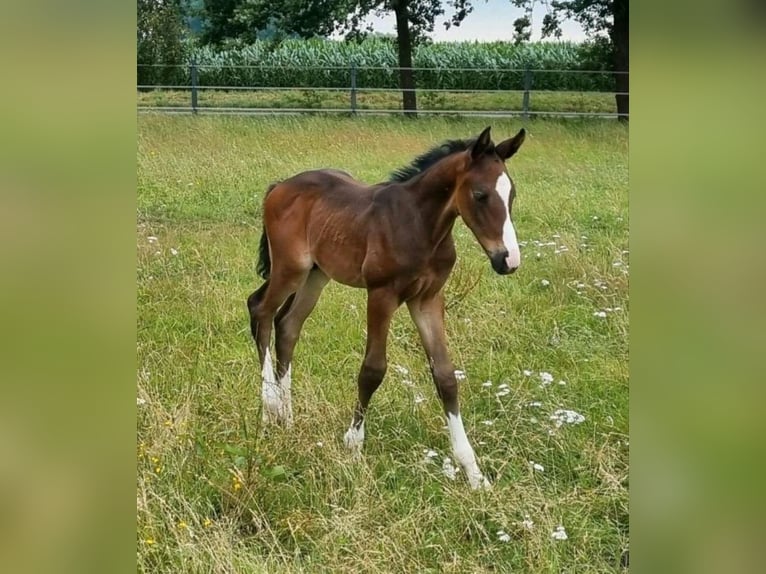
(204, 0, 477, 115)
(511, 0, 628, 121)
(138, 0, 188, 87)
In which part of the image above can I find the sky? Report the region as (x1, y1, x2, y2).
(340, 1, 586, 43)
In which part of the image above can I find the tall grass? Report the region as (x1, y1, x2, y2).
(137, 115, 628, 573)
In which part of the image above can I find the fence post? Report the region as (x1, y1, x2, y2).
(522, 64, 531, 121)
(190, 59, 198, 114)
(350, 63, 357, 115)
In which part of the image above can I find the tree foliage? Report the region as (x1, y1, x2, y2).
(196, 1, 480, 112)
(138, 0, 189, 86)
(510, 0, 628, 119)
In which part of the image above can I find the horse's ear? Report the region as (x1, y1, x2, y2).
(496, 128, 526, 160)
(471, 126, 493, 160)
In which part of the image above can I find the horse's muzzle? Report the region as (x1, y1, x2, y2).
(490, 250, 518, 275)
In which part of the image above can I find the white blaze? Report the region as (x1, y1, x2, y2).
(495, 173, 521, 269)
(446, 412, 490, 490)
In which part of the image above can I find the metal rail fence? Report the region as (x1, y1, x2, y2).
(137, 63, 628, 119)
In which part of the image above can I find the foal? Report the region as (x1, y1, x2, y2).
(247, 126, 526, 489)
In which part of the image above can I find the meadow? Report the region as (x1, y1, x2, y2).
(137, 88, 616, 115)
(137, 115, 628, 572)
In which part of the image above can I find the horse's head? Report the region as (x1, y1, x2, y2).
(455, 126, 526, 275)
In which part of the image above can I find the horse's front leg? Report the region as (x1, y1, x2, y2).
(344, 288, 399, 454)
(407, 293, 490, 490)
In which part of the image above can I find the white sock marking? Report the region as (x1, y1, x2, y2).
(344, 419, 365, 454)
(261, 350, 291, 425)
(447, 412, 490, 490)
(495, 173, 521, 269)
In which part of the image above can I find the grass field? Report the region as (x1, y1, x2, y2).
(137, 88, 617, 115)
(137, 115, 628, 572)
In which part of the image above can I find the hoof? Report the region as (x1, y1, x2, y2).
(468, 473, 491, 491)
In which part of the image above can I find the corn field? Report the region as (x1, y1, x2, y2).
(138, 38, 614, 92)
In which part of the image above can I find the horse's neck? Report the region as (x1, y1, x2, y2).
(407, 159, 461, 247)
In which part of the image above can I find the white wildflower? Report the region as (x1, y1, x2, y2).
(521, 517, 534, 530)
(550, 409, 586, 427)
(481, 420, 494, 426)
(539, 372, 554, 386)
(558, 380, 567, 386)
(170, 248, 179, 256)
(423, 449, 438, 463)
(527, 401, 542, 408)
(454, 370, 466, 381)
(442, 457, 458, 480)
(495, 388, 511, 397)
(593, 311, 607, 318)
(529, 461, 544, 472)
(147, 236, 158, 243)
(414, 393, 425, 404)
(497, 530, 511, 543)
(316, 441, 323, 447)
(136, 397, 146, 406)
(541, 279, 550, 287)
(551, 525, 568, 540)
(482, 380, 493, 388)
(523, 369, 533, 377)
(393, 365, 409, 376)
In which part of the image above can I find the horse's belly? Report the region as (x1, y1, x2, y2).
(310, 241, 366, 288)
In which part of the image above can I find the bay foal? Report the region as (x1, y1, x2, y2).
(248, 126, 525, 489)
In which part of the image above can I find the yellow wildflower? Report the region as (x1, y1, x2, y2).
(178, 521, 188, 529)
(203, 518, 212, 528)
(145, 538, 155, 545)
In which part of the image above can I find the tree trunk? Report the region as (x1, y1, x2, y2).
(393, 0, 417, 116)
(611, 0, 629, 121)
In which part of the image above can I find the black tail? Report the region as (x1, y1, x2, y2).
(256, 182, 278, 279)
(256, 230, 270, 279)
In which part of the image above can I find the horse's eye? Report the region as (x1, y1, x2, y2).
(472, 189, 489, 202)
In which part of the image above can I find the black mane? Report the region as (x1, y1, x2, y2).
(388, 138, 484, 183)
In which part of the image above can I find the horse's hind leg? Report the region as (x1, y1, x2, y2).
(248, 268, 309, 425)
(272, 269, 330, 426)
